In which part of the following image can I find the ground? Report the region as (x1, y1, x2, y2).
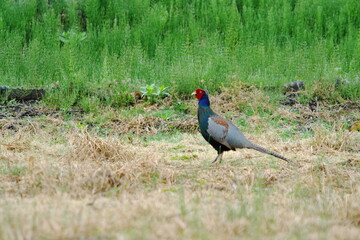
(0, 98, 359, 240)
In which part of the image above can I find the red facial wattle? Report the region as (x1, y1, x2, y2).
(193, 88, 205, 100)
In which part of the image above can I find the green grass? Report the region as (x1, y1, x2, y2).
(0, 163, 27, 176)
(0, 0, 359, 111)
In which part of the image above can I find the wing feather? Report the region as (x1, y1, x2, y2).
(207, 117, 233, 149)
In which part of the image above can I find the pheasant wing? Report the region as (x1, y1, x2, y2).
(207, 116, 233, 149)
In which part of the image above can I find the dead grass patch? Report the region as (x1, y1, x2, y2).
(0, 112, 359, 239)
(66, 129, 177, 192)
(311, 124, 359, 152)
(69, 129, 133, 162)
(1, 134, 33, 152)
(210, 82, 273, 114)
(104, 114, 198, 135)
(193, 166, 255, 192)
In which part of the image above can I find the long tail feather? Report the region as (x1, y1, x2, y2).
(247, 143, 297, 166)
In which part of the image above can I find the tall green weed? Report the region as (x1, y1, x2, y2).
(0, 0, 359, 109)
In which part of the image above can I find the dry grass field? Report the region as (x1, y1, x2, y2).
(1, 1, 359, 238)
(0, 99, 359, 240)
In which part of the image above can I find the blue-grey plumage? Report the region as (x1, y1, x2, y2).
(207, 116, 251, 150)
(193, 88, 296, 165)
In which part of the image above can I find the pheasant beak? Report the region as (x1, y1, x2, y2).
(191, 91, 196, 96)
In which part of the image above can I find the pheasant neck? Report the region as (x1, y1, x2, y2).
(198, 94, 210, 107)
